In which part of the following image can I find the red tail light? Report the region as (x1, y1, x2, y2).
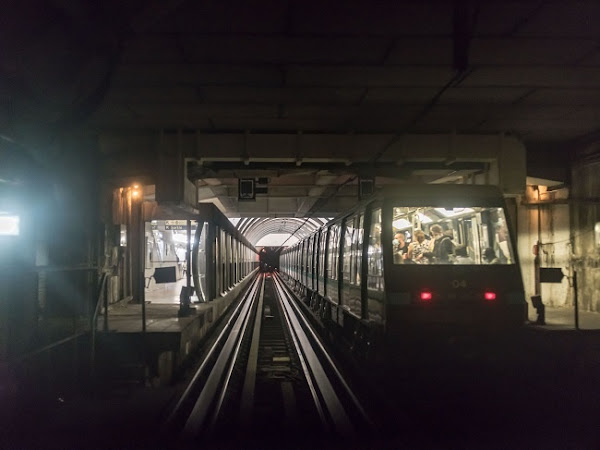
(484, 291, 496, 301)
(420, 291, 433, 301)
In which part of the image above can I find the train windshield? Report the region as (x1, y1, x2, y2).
(392, 206, 514, 265)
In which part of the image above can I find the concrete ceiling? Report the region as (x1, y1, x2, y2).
(2, 0, 600, 238)
(90, 0, 600, 143)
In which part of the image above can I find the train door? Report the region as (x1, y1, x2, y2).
(318, 227, 327, 298)
(304, 238, 310, 288)
(299, 241, 305, 286)
(309, 235, 316, 291)
(326, 224, 341, 304)
(215, 227, 221, 295)
(341, 214, 363, 318)
(366, 207, 384, 325)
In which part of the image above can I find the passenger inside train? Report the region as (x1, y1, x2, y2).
(393, 232, 409, 263)
(392, 206, 515, 265)
(405, 229, 430, 264)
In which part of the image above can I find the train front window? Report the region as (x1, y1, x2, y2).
(391, 206, 514, 265)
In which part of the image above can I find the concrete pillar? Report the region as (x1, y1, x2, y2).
(130, 193, 145, 305)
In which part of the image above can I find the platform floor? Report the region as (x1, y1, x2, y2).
(145, 277, 200, 304)
(529, 305, 600, 330)
(98, 279, 205, 333)
(98, 301, 205, 333)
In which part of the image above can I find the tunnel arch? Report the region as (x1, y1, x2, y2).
(234, 217, 330, 247)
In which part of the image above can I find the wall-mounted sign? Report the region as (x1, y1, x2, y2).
(165, 220, 189, 230)
(359, 178, 375, 200)
(239, 179, 256, 201)
(150, 220, 197, 231)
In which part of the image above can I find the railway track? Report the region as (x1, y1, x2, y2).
(164, 273, 373, 445)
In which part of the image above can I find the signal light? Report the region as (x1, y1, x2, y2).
(420, 291, 433, 301)
(484, 291, 496, 301)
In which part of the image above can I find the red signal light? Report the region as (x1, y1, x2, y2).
(420, 291, 433, 301)
(484, 291, 496, 301)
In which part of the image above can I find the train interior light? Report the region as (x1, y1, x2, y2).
(0, 214, 20, 236)
(392, 218, 411, 229)
(417, 213, 432, 223)
(434, 207, 474, 217)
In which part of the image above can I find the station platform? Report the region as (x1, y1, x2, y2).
(528, 305, 600, 330)
(95, 274, 255, 387)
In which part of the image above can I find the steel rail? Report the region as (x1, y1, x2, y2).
(273, 275, 356, 437)
(165, 274, 262, 428)
(166, 277, 259, 434)
(182, 275, 261, 435)
(239, 276, 266, 427)
(207, 275, 264, 431)
(273, 275, 330, 430)
(274, 273, 375, 430)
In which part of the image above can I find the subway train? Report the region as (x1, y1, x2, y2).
(280, 184, 527, 362)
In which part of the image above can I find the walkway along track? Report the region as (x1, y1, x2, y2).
(163, 273, 374, 445)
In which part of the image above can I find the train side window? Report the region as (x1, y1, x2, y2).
(367, 208, 384, 324)
(342, 218, 354, 284)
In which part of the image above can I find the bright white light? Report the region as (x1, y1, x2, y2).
(434, 207, 474, 217)
(172, 233, 190, 244)
(417, 213, 432, 223)
(392, 218, 411, 229)
(256, 233, 299, 247)
(0, 215, 20, 236)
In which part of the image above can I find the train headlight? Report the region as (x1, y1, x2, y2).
(420, 291, 433, 301)
(484, 291, 496, 301)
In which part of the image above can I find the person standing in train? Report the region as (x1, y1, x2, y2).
(406, 229, 430, 264)
(483, 247, 500, 264)
(426, 224, 454, 263)
(393, 232, 409, 263)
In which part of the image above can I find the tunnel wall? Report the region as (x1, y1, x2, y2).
(517, 187, 571, 313)
(571, 147, 600, 312)
(1, 135, 99, 361)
